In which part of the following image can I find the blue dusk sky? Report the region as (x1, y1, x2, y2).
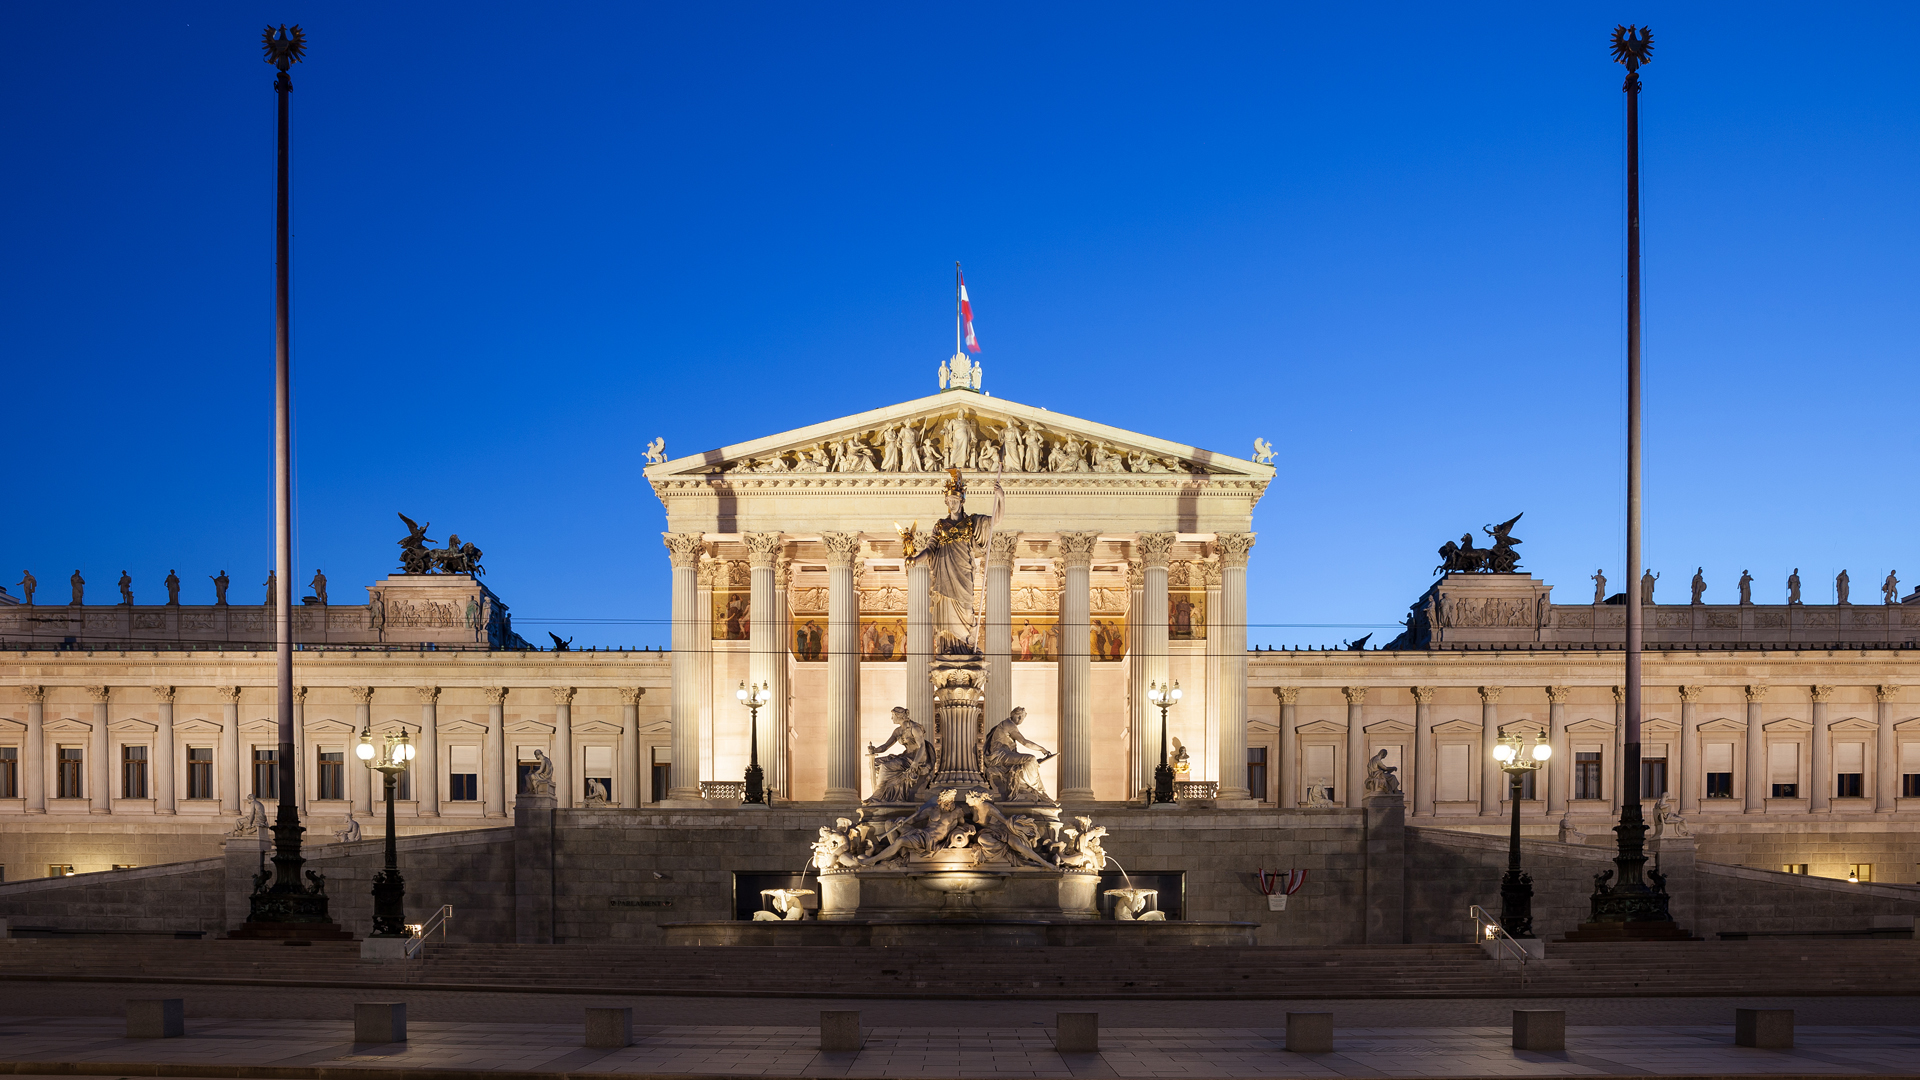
(3, 3, 1916, 647)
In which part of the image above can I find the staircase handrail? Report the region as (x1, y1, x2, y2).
(1468, 904, 1530, 988)
(404, 905, 453, 959)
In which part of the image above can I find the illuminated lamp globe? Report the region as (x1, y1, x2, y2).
(1493, 742, 1516, 763)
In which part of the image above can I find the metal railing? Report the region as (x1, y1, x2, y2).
(404, 905, 453, 959)
(1468, 904, 1530, 988)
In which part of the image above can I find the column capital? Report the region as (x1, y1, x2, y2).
(1611, 685, 1625, 705)
(1342, 686, 1368, 706)
(1126, 559, 1145, 588)
(1214, 532, 1255, 567)
(618, 687, 645, 705)
(743, 532, 784, 567)
(697, 555, 726, 588)
(1134, 533, 1176, 568)
(293, 686, 308, 705)
(348, 686, 374, 705)
(416, 685, 440, 704)
(1877, 684, 1901, 703)
(20, 685, 44, 703)
(1744, 684, 1768, 703)
(1478, 685, 1503, 704)
(550, 686, 576, 706)
(821, 532, 862, 569)
(1056, 531, 1099, 566)
(483, 686, 508, 705)
(149, 685, 175, 703)
(84, 685, 110, 703)
(776, 556, 796, 590)
(988, 531, 1022, 568)
(1547, 685, 1572, 704)
(1273, 687, 1299, 706)
(663, 532, 707, 568)
(1410, 686, 1434, 705)
(1677, 685, 1703, 703)
(1810, 684, 1835, 703)
(216, 686, 241, 704)
(1196, 558, 1222, 587)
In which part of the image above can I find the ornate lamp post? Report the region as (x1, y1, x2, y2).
(738, 681, 769, 805)
(357, 727, 415, 937)
(1493, 729, 1551, 938)
(1147, 681, 1182, 804)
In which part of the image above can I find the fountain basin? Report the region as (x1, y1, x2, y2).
(662, 918, 1258, 947)
(818, 867, 1100, 922)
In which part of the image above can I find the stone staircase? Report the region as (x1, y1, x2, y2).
(2, 937, 1915, 998)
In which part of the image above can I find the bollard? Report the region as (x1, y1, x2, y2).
(354, 1002, 407, 1044)
(1735, 1008, 1793, 1049)
(126, 999, 184, 1039)
(1512, 1010, 1565, 1052)
(1286, 1012, 1333, 1054)
(1054, 1013, 1098, 1053)
(820, 1010, 862, 1051)
(585, 1007, 633, 1048)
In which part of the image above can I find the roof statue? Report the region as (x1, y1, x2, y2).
(940, 353, 981, 393)
(1435, 513, 1524, 575)
(396, 512, 485, 576)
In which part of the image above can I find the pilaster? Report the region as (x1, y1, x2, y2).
(415, 685, 440, 817)
(21, 685, 44, 813)
(483, 687, 507, 817)
(1343, 686, 1367, 808)
(1877, 685, 1900, 813)
(550, 686, 576, 808)
(1275, 687, 1298, 807)
(1411, 687, 1434, 816)
(905, 536, 933, 779)
(1546, 686, 1570, 814)
(1479, 686, 1502, 816)
(1678, 686, 1702, 814)
(217, 686, 241, 813)
(151, 686, 176, 815)
(349, 687, 374, 815)
(85, 685, 110, 815)
(1809, 686, 1831, 814)
(1744, 685, 1767, 814)
(618, 687, 643, 808)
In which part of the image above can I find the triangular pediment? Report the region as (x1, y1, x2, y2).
(110, 718, 158, 734)
(1829, 716, 1876, 731)
(1296, 719, 1347, 734)
(1763, 717, 1809, 732)
(44, 717, 91, 734)
(1699, 717, 1746, 733)
(1433, 719, 1481, 735)
(646, 393, 1273, 482)
(175, 717, 224, 735)
(1895, 716, 1920, 730)
(437, 719, 489, 735)
(639, 721, 672, 736)
(1565, 718, 1614, 732)
(307, 717, 357, 733)
(573, 720, 623, 735)
(1365, 719, 1413, 735)
(506, 720, 555, 736)
(1247, 719, 1277, 734)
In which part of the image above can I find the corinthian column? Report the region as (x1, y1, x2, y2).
(985, 532, 1021, 728)
(822, 532, 863, 804)
(906, 536, 933, 767)
(1055, 532, 1098, 801)
(218, 686, 241, 813)
(745, 533, 785, 792)
(1343, 686, 1367, 807)
(1479, 686, 1502, 816)
(1808, 685, 1832, 814)
(350, 687, 373, 815)
(1132, 533, 1175, 796)
(1215, 533, 1254, 800)
(152, 686, 176, 814)
(415, 686, 440, 816)
(1411, 687, 1434, 816)
(663, 533, 706, 801)
(22, 686, 45, 813)
(1744, 684, 1767, 813)
(1276, 688, 1298, 807)
(551, 686, 575, 807)
(1126, 558, 1146, 796)
(483, 687, 507, 817)
(772, 558, 795, 795)
(618, 687, 642, 808)
(1877, 685, 1900, 813)
(1679, 685, 1703, 813)
(1546, 686, 1570, 814)
(86, 686, 110, 814)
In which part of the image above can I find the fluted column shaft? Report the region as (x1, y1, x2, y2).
(823, 532, 862, 804)
(1808, 687, 1831, 813)
(1343, 687, 1366, 807)
(23, 689, 45, 813)
(1056, 533, 1098, 800)
(416, 687, 441, 816)
(1276, 689, 1298, 807)
(153, 688, 176, 814)
(771, 559, 793, 795)
(664, 534, 705, 800)
(484, 688, 506, 817)
(1744, 686, 1767, 813)
(1679, 687, 1701, 813)
(1546, 688, 1569, 813)
(1127, 562, 1147, 796)
(696, 561, 715, 785)
(1876, 685, 1899, 812)
(1217, 534, 1256, 800)
(619, 689, 641, 808)
(1479, 687, 1502, 814)
(1134, 534, 1174, 796)
(351, 689, 373, 815)
(1412, 688, 1434, 816)
(745, 534, 783, 797)
(552, 688, 575, 807)
(219, 688, 241, 812)
(985, 533, 1019, 730)
(906, 540, 933, 771)
(87, 688, 110, 813)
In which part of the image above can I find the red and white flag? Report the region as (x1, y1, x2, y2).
(960, 274, 981, 353)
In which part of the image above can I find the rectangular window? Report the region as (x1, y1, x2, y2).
(1436, 743, 1470, 802)
(252, 748, 278, 799)
(1781, 863, 1808, 875)
(651, 746, 671, 803)
(1836, 740, 1866, 799)
(449, 745, 479, 802)
(584, 745, 614, 802)
(48, 864, 74, 877)
(1575, 752, 1603, 800)
(187, 747, 214, 799)
(394, 766, 411, 802)
(0, 747, 16, 799)
(1769, 741, 1799, 799)
(1849, 863, 1873, 882)
(1304, 744, 1336, 803)
(121, 745, 148, 799)
(1640, 757, 1668, 801)
(1247, 747, 1268, 803)
(1903, 742, 1920, 798)
(57, 747, 83, 799)
(1502, 767, 1537, 801)
(1705, 740, 1735, 798)
(317, 750, 345, 801)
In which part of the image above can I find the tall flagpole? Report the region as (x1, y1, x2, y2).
(954, 261, 963, 358)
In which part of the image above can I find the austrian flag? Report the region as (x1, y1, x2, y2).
(960, 274, 980, 353)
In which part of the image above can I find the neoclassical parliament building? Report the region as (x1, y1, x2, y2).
(3, 372, 1918, 886)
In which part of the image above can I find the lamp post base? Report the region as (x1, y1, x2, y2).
(228, 920, 354, 941)
(1561, 919, 1697, 942)
(1497, 868, 1535, 939)
(1151, 764, 1176, 805)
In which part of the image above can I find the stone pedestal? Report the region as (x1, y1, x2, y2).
(930, 658, 988, 786)
(820, 1011, 862, 1051)
(1363, 793, 1405, 944)
(1055, 1013, 1098, 1052)
(1735, 1008, 1793, 1048)
(1286, 1013, 1333, 1054)
(1428, 573, 1553, 647)
(1512, 1010, 1565, 1052)
(126, 999, 184, 1039)
(514, 794, 556, 943)
(585, 1007, 633, 1048)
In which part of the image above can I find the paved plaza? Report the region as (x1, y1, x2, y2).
(0, 984, 1917, 1078)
